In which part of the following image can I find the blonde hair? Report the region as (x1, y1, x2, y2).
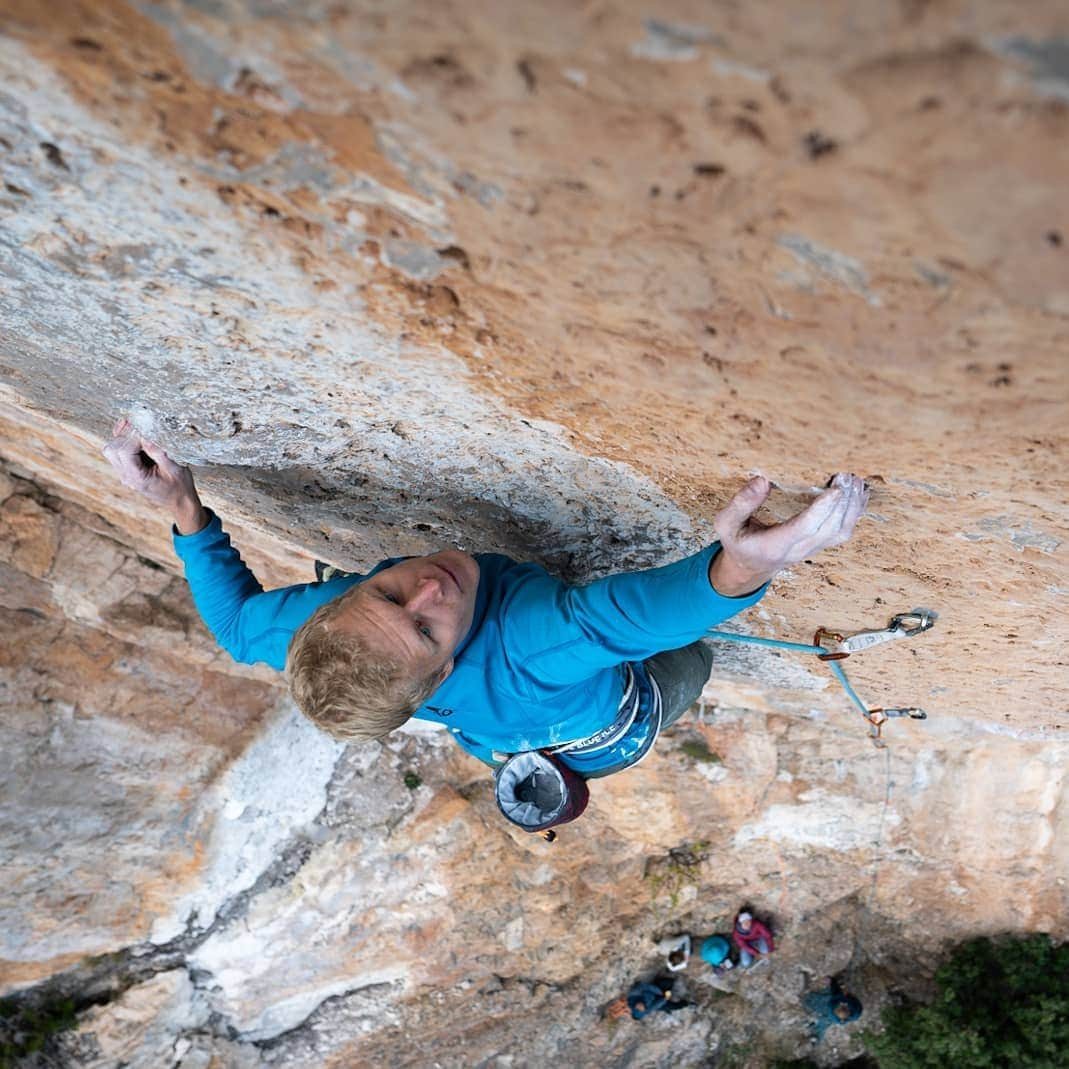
(286, 592, 442, 742)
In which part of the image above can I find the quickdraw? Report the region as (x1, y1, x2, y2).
(707, 608, 937, 747)
(814, 608, 937, 660)
(863, 706, 928, 736)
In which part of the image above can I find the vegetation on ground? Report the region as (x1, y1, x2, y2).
(678, 737, 722, 764)
(643, 841, 710, 913)
(863, 933, 1069, 1068)
(0, 994, 78, 1068)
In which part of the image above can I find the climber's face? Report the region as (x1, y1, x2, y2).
(333, 550, 480, 680)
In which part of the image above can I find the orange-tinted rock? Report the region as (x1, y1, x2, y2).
(0, 1, 1067, 1065)
(0, 493, 59, 578)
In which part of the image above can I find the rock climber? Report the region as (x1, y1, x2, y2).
(732, 909, 775, 969)
(803, 976, 863, 1040)
(657, 933, 692, 972)
(102, 417, 868, 779)
(605, 977, 691, 1021)
(699, 934, 735, 976)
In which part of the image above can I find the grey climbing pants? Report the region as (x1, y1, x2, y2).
(644, 639, 713, 731)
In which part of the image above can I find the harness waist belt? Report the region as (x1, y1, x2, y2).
(550, 664, 641, 755)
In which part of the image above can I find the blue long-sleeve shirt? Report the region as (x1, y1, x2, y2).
(174, 512, 766, 768)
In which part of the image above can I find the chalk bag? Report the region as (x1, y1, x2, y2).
(494, 751, 590, 837)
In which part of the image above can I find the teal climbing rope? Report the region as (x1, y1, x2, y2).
(825, 658, 871, 717)
(705, 611, 935, 744)
(704, 631, 827, 658)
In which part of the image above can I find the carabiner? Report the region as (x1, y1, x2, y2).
(889, 608, 938, 637)
(862, 708, 888, 747)
(814, 627, 850, 661)
(879, 707, 928, 720)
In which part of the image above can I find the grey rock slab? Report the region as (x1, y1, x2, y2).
(0, 43, 709, 583)
(631, 19, 725, 62)
(777, 234, 882, 307)
(61, 968, 210, 1069)
(152, 707, 344, 943)
(991, 36, 1069, 101)
(0, 709, 223, 969)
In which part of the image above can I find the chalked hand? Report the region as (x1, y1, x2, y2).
(709, 473, 868, 596)
(102, 418, 208, 534)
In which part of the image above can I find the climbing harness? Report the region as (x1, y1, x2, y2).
(707, 608, 937, 747)
(493, 663, 662, 841)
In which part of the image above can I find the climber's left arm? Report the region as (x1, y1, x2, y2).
(709, 473, 869, 596)
(501, 473, 869, 684)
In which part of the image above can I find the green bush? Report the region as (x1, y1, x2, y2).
(0, 995, 77, 1068)
(864, 934, 1069, 1068)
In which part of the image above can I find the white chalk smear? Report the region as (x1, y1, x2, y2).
(125, 401, 160, 441)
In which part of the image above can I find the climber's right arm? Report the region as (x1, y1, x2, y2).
(101, 418, 267, 660)
(102, 417, 362, 669)
(103, 417, 209, 534)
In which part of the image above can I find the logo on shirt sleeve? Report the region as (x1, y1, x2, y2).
(424, 705, 455, 718)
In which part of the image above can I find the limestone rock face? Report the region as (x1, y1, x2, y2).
(1, 2, 1067, 1067)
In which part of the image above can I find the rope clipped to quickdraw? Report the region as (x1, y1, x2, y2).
(707, 609, 937, 747)
(843, 743, 894, 982)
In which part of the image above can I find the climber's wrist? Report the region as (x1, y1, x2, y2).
(173, 494, 209, 536)
(709, 549, 772, 598)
